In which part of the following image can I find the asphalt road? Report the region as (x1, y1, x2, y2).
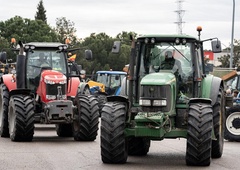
(0, 124, 238, 170)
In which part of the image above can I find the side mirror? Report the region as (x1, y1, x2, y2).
(211, 40, 222, 53)
(85, 50, 93, 60)
(0, 52, 7, 63)
(112, 41, 121, 54)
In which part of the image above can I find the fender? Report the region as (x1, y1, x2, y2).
(107, 95, 129, 103)
(202, 74, 223, 106)
(210, 76, 224, 105)
(0, 74, 16, 91)
(78, 81, 90, 94)
(67, 77, 80, 97)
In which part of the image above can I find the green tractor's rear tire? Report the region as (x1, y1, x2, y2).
(8, 95, 35, 142)
(186, 103, 213, 166)
(56, 124, 73, 137)
(101, 102, 128, 164)
(73, 95, 99, 141)
(128, 137, 150, 156)
(211, 89, 225, 158)
(224, 105, 240, 141)
(0, 84, 10, 137)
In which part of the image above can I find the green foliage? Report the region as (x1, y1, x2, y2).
(54, 17, 77, 44)
(35, 0, 47, 23)
(0, 16, 58, 43)
(0, 16, 58, 60)
(218, 39, 240, 67)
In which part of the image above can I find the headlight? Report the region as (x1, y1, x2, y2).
(139, 99, 151, 106)
(139, 99, 167, 106)
(46, 95, 56, 100)
(153, 100, 167, 106)
(44, 79, 55, 84)
(59, 80, 67, 84)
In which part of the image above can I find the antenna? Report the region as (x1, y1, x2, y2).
(174, 0, 185, 34)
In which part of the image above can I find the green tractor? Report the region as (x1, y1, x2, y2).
(100, 27, 227, 166)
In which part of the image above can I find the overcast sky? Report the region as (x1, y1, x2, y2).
(1, 0, 239, 49)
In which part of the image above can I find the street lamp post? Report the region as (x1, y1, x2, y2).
(230, 0, 235, 68)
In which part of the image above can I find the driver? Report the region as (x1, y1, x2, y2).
(161, 50, 183, 75)
(38, 53, 49, 67)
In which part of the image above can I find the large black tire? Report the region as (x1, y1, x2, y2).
(211, 89, 225, 158)
(8, 95, 35, 142)
(56, 124, 73, 137)
(186, 103, 213, 166)
(101, 102, 128, 164)
(73, 95, 99, 141)
(0, 84, 10, 137)
(224, 105, 240, 141)
(128, 137, 150, 156)
(97, 94, 107, 117)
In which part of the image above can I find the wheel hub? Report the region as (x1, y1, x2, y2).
(232, 117, 240, 129)
(226, 112, 240, 135)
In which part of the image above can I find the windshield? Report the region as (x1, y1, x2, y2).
(96, 73, 125, 88)
(139, 42, 192, 77)
(27, 50, 67, 74)
(26, 50, 67, 90)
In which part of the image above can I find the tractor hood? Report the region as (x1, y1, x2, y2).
(140, 72, 176, 86)
(37, 70, 67, 103)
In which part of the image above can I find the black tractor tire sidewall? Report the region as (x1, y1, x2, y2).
(8, 95, 35, 142)
(101, 102, 128, 164)
(0, 84, 10, 137)
(186, 103, 213, 166)
(211, 88, 225, 158)
(73, 94, 99, 141)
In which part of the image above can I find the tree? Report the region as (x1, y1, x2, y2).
(54, 17, 78, 44)
(218, 39, 240, 67)
(0, 16, 58, 43)
(0, 16, 58, 61)
(35, 0, 47, 24)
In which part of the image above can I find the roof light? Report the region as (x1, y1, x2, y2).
(175, 38, 180, 45)
(150, 38, 155, 43)
(144, 38, 149, 44)
(58, 45, 67, 51)
(182, 39, 187, 45)
(30, 46, 35, 50)
(25, 45, 30, 50)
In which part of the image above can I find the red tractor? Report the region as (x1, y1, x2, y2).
(0, 40, 99, 142)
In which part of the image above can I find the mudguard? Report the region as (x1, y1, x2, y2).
(202, 74, 223, 106)
(107, 95, 128, 103)
(78, 81, 90, 94)
(67, 77, 80, 97)
(0, 74, 16, 91)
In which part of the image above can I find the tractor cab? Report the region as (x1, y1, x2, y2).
(25, 43, 68, 92)
(95, 70, 127, 95)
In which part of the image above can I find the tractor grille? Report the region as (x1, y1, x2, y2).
(46, 84, 66, 96)
(140, 85, 172, 112)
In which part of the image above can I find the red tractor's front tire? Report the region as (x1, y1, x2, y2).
(8, 95, 35, 142)
(73, 95, 99, 141)
(0, 84, 10, 137)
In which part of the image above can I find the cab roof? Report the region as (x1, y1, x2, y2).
(25, 42, 65, 48)
(96, 71, 127, 75)
(137, 34, 197, 41)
